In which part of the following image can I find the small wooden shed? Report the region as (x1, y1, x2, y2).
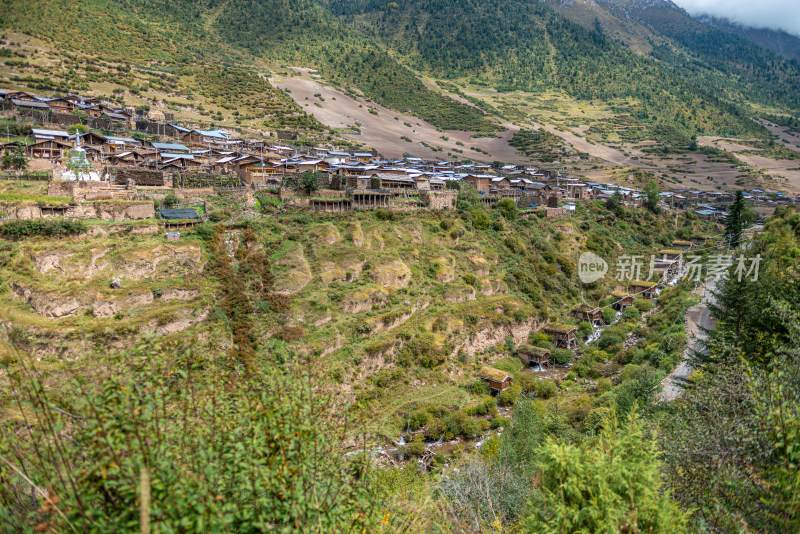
(658, 249, 683, 261)
(630, 280, 658, 299)
(610, 290, 634, 311)
(543, 324, 578, 349)
(478, 366, 513, 393)
(672, 240, 693, 250)
(518, 345, 551, 368)
(572, 303, 602, 325)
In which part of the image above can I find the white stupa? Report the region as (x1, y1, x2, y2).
(62, 133, 99, 181)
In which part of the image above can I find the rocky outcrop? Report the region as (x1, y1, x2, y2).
(451, 319, 543, 357)
(369, 260, 411, 289)
(11, 283, 82, 318)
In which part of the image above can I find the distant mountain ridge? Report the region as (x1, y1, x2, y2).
(694, 15, 800, 61)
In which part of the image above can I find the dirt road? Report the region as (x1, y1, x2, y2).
(659, 282, 716, 402)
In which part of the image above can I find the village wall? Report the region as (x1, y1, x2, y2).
(106, 166, 169, 187)
(1, 201, 154, 221)
(420, 190, 457, 210)
(282, 172, 333, 190)
(545, 207, 568, 220)
(66, 201, 155, 220)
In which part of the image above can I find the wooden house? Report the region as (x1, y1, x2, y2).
(463, 174, 493, 192)
(672, 240, 693, 250)
(46, 98, 75, 114)
(629, 280, 658, 299)
(5, 91, 38, 102)
(76, 104, 102, 118)
(565, 182, 591, 200)
(610, 290, 634, 311)
(657, 249, 683, 261)
(80, 132, 107, 147)
(543, 324, 578, 349)
(489, 176, 511, 191)
(429, 178, 445, 191)
(182, 129, 229, 147)
(518, 345, 551, 368)
(285, 159, 328, 173)
(478, 366, 513, 393)
(353, 152, 375, 163)
(111, 151, 145, 166)
(371, 173, 415, 190)
(572, 303, 602, 324)
(28, 139, 71, 159)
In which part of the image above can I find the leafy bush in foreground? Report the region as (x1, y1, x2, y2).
(0, 342, 378, 532)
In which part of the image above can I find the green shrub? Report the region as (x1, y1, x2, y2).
(449, 227, 465, 239)
(0, 218, 87, 238)
(498, 383, 522, 406)
(162, 192, 179, 208)
(194, 222, 215, 241)
(375, 208, 394, 221)
(463, 273, 477, 286)
(460, 417, 482, 438)
(530, 332, 555, 350)
(573, 354, 600, 378)
(517, 373, 537, 393)
(578, 321, 593, 340)
(596, 378, 613, 395)
(471, 380, 490, 395)
(491, 416, 510, 429)
(477, 419, 492, 432)
(471, 208, 491, 229)
(405, 436, 426, 457)
(440, 219, 453, 230)
(598, 333, 624, 351)
(532, 379, 558, 399)
(622, 306, 640, 321)
(495, 198, 518, 220)
(409, 410, 430, 431)
(551, 348, 574, 365)
(423, 418, 446, 441)
(633, 298, 654, 313)
(601, 307, 617, 325)
(583, 406, 612, 433)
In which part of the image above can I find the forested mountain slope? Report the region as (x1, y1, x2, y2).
(331, 0, 799, 140)
(696, 15, 800, 62)
(0, 0, 495, 131)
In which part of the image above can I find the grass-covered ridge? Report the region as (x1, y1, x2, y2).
(0, 0, 496, 132)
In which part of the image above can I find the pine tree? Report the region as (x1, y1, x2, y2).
(724, 191, 753, 248)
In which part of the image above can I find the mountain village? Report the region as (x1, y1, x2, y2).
(2, 88, 795, 224)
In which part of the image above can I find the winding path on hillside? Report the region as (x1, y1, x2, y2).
(659, 281, 716, 402)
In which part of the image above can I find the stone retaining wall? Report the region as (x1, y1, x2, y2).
(420, 190, 457, 210)
(106, 166, 169, 187)
(0, 201, 155, 221)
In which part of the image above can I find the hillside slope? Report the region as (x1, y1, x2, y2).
(331, 0, 783, 142)
(0, 0, 496, 131)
